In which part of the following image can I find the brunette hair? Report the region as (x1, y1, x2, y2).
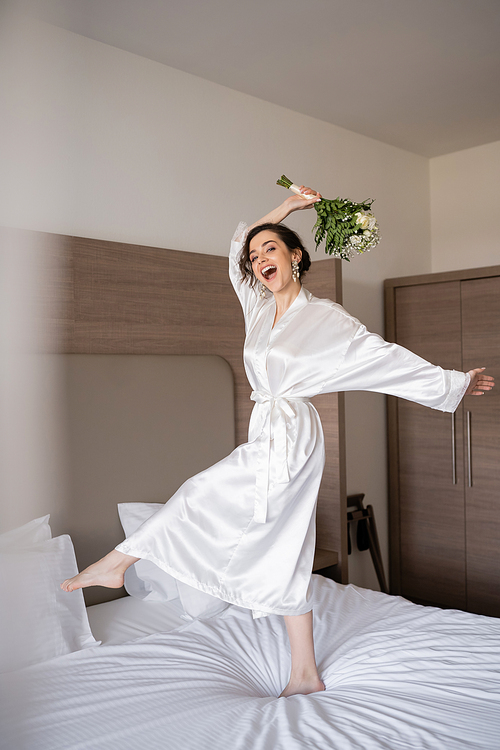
(239, 223, 311, 287)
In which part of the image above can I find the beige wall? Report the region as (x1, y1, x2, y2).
(430, 140, 500, 273)
(0, 231, 68, 534)
(0, 17, 434, 587)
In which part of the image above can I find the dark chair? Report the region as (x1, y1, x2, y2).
(347, 493, 389, 594)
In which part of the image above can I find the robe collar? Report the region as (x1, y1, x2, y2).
(269, 285, 310, 340)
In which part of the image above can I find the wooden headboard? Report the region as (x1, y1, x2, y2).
(40, 231, 347, 596)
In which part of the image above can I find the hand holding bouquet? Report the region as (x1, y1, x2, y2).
(277, 175, 380, 261)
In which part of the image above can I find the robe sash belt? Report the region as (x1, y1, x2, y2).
(250, 391, 311, 523)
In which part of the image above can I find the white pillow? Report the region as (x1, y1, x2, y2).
(176, 579, 231, 620)
(117, 503, 179, 603)
(117, 503, 229, 619)
(0, 528, 98, 673)
(0, 514, 51, 549)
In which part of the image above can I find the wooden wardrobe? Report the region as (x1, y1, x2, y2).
(385, 265, 500, 617)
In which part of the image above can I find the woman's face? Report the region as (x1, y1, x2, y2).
(248, 231, 301, 295)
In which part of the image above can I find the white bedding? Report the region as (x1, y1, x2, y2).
(3, 576, 500, 750)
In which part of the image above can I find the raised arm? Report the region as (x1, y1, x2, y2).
(247, 186, 321, 233)
(229, 186, 321, 321)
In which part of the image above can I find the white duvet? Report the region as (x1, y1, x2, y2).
(3, 576, 500, 750)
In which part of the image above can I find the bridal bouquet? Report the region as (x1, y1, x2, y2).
(276, 175, 381, 261)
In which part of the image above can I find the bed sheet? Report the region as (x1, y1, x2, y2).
(86, 595, 189, 645)
(3, 576, 500, 750)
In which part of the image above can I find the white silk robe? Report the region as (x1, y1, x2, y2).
(116, 223, 469, 618)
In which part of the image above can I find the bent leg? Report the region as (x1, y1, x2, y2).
(60, 549, 139, 592)
(280, 610, 325, 697)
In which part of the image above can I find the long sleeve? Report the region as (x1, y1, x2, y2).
(228, 222, 262, 325)
(320, 323, 470, 412)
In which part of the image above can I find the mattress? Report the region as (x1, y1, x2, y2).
(3, 576, 500, 750)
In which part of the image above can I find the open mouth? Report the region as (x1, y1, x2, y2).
(261, 265, 277, 281)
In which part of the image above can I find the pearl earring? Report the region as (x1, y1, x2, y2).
(259, 282, 267, 299)
(291, 259, 300, 283)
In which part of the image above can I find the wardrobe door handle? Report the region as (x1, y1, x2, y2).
(466, 411, 472, 487)
(451, 412, 457, 485)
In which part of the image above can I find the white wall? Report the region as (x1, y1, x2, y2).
(431, 140, 500, 273)
(0, 17, 433, 588)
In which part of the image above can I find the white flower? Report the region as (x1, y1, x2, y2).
(355, 212, 369, 229)
(363, 230, 371, 237)
(355, 212, 378, 232)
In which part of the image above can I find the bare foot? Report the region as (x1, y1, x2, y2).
(279, 677, 325, 698)
(60, 550, 139, 592)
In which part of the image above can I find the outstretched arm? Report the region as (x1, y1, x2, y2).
(320, 324, 494, 412)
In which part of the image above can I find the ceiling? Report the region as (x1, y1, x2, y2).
(19, 0, 500, 156)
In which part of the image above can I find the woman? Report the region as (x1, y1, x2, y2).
(62, 187, 494, 698)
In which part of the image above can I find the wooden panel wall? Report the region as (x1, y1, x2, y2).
(40, 230, 347, 582)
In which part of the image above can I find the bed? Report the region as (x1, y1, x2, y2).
(2, 365, 500, 750)
(2, 570, 500, 750)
